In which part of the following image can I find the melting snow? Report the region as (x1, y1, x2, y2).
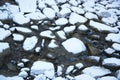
(62, 37, 86, 54)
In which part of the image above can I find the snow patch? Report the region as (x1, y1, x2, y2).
(55, 18, 68, 25)
(13, 33, 24, 41)
(75, 74, 95, 80)
(112, 43, 120, 51)
(0, 42, 9, 53)
(0, 28, 11, 40)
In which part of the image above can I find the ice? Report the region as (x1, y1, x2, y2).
(112, 43, 120, 51)
(82, 66, 111, 77)
(13, 13, 30, 25)
(56, 30, 66, 40)
(13, 33, 24, 41)
(66, 65, 74, 74)
(0, 28, 11, 40)
(102, 58, 120, 66)
(30, 25, 39, 30)
(10, 27, 32, 33)
(23, 36, 38, 51)
(105, 32, 120, 43)
(25, 12, 46, 20)
(40, 30, 55, 39)
(89, 20, 119, 32)
(15, 0, 37, 13)
(18, 71, 28, 78)
(43, 8, 56, 19)
(48, 39, 58, 48)
(62, 37, 86, 54)
(75, 74, 95, 80)
(0, 42, 9, 53)
(31, 61, 55, 78)
(78, 25, 88, 31)
(85, 12, 98, 19)
(69, 12, 87, 24)
(97, 76, 118, 80)
(55, 18, 68, 25)
(70, 6, 85, 14)
(104, 48, 115, 54)
(64, 26, 76, 33)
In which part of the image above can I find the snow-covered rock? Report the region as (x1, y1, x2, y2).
(85, 12, 98, 19)
(105, 32, 120, 43)
(44, 0, 56, 6)
(17, 62, 24, 67)
(25, 12, 46, 20)
(97, 76, 118, 80)
(21, 68, 30, 72)
(21, 58, 29, 63)
(56, 30, 66, 40)
(0, 10, 9, 20)
(69, 0, 78, 6)
(31, 61, 55, 78)
(48, 39, 58, 48)
(64, 26, 76, 33)
(66, 65, 74, 74)
(75, 74, 95, 80)
(116, 70, 120, 79)
(49, 26, 60, 31)
(82, 66, 111, 77)
(0, 28, 11, 40)
(7, 76, 24, 80)
(54, 77, 66, 80)
(102, 58, 120, 66)
(104, 48, 115, 54)
(16, 0, 37, 13)
(59, 8, 71, 17)
(18, 71, 28, 78)
(78, 25, 88, 31)
(13, 33, 24, 41)
(10, 27, 32, 33)
(56, 0, 67, 3)
(57, 66, 62, 76)
(35, 47, 41, 53)
(69, 13, 87, 24)
(40, 30, 55, 39)
(0, 42, 9, 53)
(112, 43, 120, 51)
(0, 75, 7, 80)
(75, 63, 84, 69)
(3, 24, 10, 29)
(0, 21, 3, 26)
(89, 20, 118, 32)
(23, 36, 38, 51)
(43, 8, 55, 19)
(70, 6, 85, 14)
(62, 37, 86, 54)
(30, 25, 39, 30)
(33, 74, 46, 80)
(55, 18, 68, 25)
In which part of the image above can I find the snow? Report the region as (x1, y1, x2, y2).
(57, 66, 62, 76)
(34, 74, 46, 80)
(69, 0, 78, 6)
(48, 39, 58, 48)
(3, 24, 10, 29)
(112, 43, 120, 51)
(49, 26, 60, 31)
(89, 20, 119, 32)
(102, 58, 120, 66)
(70, 6, 85, 14)
(85, 12, 98, 19)
(62, 37, 86, 54)
(0, 21, 3, 26)
(17, 62, 24, 67)
(82, 66, 111, 77)
(78, 25, 88, 31)
(25, 12, 46, 20)
(30, 61, 55, 78)
(55, 18, 68, 25)
(75, 63, 84, 69)
(37, 0, 46, 9)
(105, 32, 120, 43)
(56, 0, 67, 3)
(0, 28, 11, 40)
(75, 74, 95, 80)
(13, 13, 30, 25)
(66, 65, 74, 74)
(21, 68, 30, 72)
(56, 30, 66, 40)
(0, 42, 9, 53)
(40, 30, 55, 39)
(64, 26, 76, 33)
(43, 8, 56, 19)
(10, 27, 32, 33)
(13, 34, 24, 41)
(51, 5, 59, 13)
(69, 12, 87, 24)
(116, 70, 120, 79)
(35, 47, 41, 52)
(18, 71, 28, 78)
(59, 8, 71, 17)
(104, 48, 115, 54)
(31, 25, 39, 30)
(97, 76, 118, 80)
(15, 0, 37, 13)
(54, 77, 66, 80)
(0, 75, 7, 80)
(21, 58, 29, 63)
(23, 36, 38, 51)
(44, 0, 56, 6)
(7, 76, 24, 80)
(0, 10, 9, 20)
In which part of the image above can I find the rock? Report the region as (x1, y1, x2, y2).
(62, 37, 86, 54)
(66, 65, 74, 74)
(48, 39, 58, 48)
(43, 8, 55, 19)
(112, 43, 120, 51)
(89, 20, 119, 32)
(10, 27, 32, 33)
(55, 18, 68, 25)
(85, 12, 98, 20)
(12, 33, 24, 41)
(7, 63, 17, 71)
(105, 32, 120, 43)
(56, 30, 67, 40)
(104, 48, 115, 55)
(75, 74, 95, 80)
(82, 66, 111, 77)
(31, 61, 55, 79)
(18, 71, 28, 78)
(15, 0, 37, 13)
(102, 58, 120, 70)
(69, 12, 87, 24)
(97, 76, 118, 80)
(64, 26, 76, 34)
(23, 36, 38, 51)
(0, 28, 11, 40)
(86, 44, 100, 56)
(40, 30, 55, 39)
